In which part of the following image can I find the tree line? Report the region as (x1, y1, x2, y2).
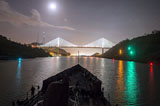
(0, 35, 50, 59)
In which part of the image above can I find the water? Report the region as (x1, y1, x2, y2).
(0, 57, 160, 106)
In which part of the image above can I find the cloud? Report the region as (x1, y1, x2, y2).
(0, 0, 75, 31)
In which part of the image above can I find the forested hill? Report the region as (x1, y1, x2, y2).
(0, 35, 50, 59)
(102, 30, 160, 63)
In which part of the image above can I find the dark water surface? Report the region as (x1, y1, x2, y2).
(0, 57, 160, 106)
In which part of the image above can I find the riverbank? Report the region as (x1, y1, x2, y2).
(102, 30, 160, 64)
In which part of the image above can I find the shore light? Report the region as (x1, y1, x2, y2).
(128, 46, 131, 50)
(119, 49, 122, 55)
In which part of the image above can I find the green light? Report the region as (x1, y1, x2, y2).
(130, 51, 134, 55)
(128, 46, 131, 50)
(128, 46, 135, 56)
(125, 61, 138, 105)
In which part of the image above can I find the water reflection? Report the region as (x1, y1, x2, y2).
(125, 61, 138, 105)
(16, 58, 22, 90)
(116, 60, 124, 102)
(81, 57, 88, 67)
(112, 58, 115, 64)
(1, 57, 160, 106)
(90, 57, 93, 65)
(149, 64, 155, 103)
(55, 56, 60, 67)
(17, 58, 22, 80)
(100, 58, 105, 79)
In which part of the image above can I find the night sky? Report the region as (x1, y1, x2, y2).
(0, 0, 160, 44)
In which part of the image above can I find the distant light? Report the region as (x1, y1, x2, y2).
(18, 58, 22, 61)
(130, 51, 134, 55)
(49, 52, 54, 56)
(150, 62, 153, 66)
(128, 46, 131, 50)
(119, 49, 122, 55)
(127, 46, 135, 56)
(49, 2, 57, 10)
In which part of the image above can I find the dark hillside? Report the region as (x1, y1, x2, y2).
(0, 35, 50, 59)
(102, 30, 160, 63)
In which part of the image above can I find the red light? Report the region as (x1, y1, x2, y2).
(150, 62, 153, 66)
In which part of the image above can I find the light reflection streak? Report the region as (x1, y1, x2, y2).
(90, 57, 93, 65)
(101, 58, 105, 68)
(86, 57, 90, 67)
(116, 60, 124, 101)
(72, 56, 76, 64)
(112, 58, 115, 64)
(16, 58, 22, 88)
(150, 64, 153, 72)
(82, 57, 88, 67)
(17, 58, 22, 80)
(99, 58, 105, 79)
(149, 64, 155, 102)
(55, 56, 60, 68)
(125, 61, 138, 105)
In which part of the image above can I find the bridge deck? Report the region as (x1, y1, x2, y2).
(42, 46, 110, 49)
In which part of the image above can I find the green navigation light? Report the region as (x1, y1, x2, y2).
(128, 46, 131, 50)
(127, 46, 135, 56)
(130, 51, 134, 55)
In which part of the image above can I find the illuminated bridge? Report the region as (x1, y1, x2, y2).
(40, 37, 115, 54)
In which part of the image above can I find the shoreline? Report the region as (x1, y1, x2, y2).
(0, 56, 48, 61)
(101, 56, 160, 65)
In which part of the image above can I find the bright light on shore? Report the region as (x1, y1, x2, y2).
(49, 2, 57, 10)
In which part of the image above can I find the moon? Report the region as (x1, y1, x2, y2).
(49, 2, 57, 10)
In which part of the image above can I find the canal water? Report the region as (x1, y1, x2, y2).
(0, 57, 160, 106)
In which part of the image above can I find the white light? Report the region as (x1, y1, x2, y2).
(49, 2, 57, 10)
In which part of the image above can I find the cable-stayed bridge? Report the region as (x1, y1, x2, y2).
(83, 38, 114, 48)
(40, 37, 77, 47)
(40, 37, 115, 54)
(41, 37, 114, 48)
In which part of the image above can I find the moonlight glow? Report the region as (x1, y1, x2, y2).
(49, 2, 57, 10)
